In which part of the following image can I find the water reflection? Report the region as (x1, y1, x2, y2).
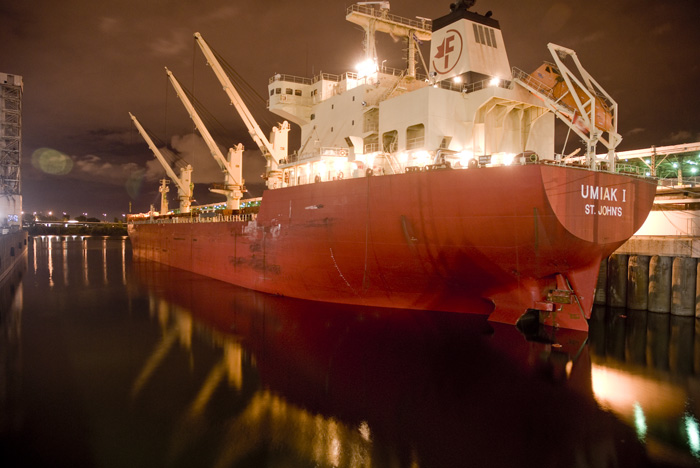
(589, 306, 700, 465)
(4, 237, 697, 466)
(131, 260, 651, 467)
(0, 248, 26, 442)
(31, 235, 129, 287)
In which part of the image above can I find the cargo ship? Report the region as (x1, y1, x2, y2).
(128, 1, 656, 332)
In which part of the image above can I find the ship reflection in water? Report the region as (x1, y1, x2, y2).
(2, 236, 699, 467)
(131, 259, 676, 467)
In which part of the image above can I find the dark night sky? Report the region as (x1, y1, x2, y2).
(2, 0, 699, 220)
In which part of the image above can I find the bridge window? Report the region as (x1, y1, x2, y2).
(294, 89, 302, 96)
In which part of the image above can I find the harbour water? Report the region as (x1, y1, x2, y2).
(1, 235, 699, 467)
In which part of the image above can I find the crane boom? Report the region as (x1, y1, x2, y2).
(165, 68, 245, 209)
(165, 68, 239, 182)
(193, 32, 282, 167)
(128, 112, 193, 213)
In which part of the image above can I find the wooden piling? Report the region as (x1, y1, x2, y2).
(671, 257, 697, 316)
(626, 255, 650, 310)
(648, 256, 672, 313)
(606, 254, 628, 308)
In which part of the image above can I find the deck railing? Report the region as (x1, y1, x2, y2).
(346, 4, 432, 31)
(130, 213, 257, 225)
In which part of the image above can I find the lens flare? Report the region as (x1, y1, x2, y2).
(31, 147, 74, 175)
(126, 169, 146, 199)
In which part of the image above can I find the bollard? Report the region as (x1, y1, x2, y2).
(648, 256, 672, 313)
(594, 258, 607, 305)
(671, 257, 697, 316)
(626, 255, 650, 310)
(606, 254, 628, 308)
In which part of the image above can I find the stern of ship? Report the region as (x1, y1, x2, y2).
(487, 165, 656, 333)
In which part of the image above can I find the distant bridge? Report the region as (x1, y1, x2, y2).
(27, 221, 125, 228)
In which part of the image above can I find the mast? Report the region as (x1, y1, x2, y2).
(165, 68, 245, 209)
(128, 112, 193, 213)
(346, 3, 432, 78)
(193, 32, 288, 189)
(158, 179, 170, 215)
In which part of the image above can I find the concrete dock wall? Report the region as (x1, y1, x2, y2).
(596, 236, 700, 317)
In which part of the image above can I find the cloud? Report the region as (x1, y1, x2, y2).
(149, 30, 189, 57)
(197, 6, 238, 23)
(137, 132, 268, 200)
(73, 154, 142, 184)
(579, 30, 605, 44)
(666, 130, 694, 143)
(541, 4, 573, 34)
(99, 17, 121, 34)
(88, 128, 133, 145)
(138, 132, 268, 188)
(626, 127, 645, 136)
(168, 133, 223, 183)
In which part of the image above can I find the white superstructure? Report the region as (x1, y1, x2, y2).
(267, 2, 555, 187)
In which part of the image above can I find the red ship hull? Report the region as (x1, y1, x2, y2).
(128, 164, 656, 331)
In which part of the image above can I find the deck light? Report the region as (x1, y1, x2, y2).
(457, 150, 474, 166)
(355, 59, 378, 78)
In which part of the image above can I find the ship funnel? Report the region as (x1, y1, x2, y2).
(429, 2, 511, 85)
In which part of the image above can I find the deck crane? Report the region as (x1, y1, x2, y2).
(193, 32, 289, 189)
(165, 68, 245, 210)
(128, 112, 193, 214)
